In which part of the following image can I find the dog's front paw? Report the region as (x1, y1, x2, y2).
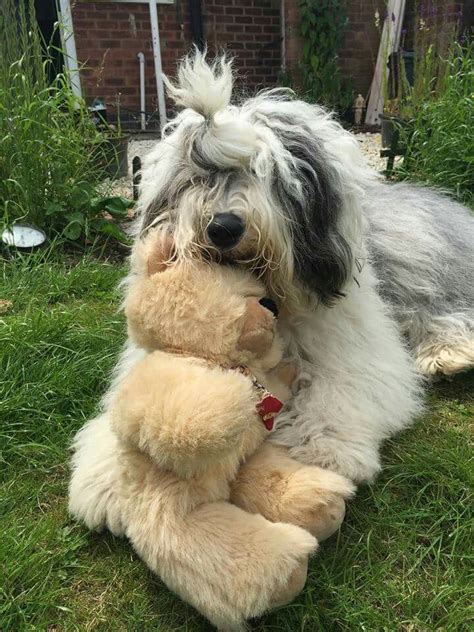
(289, 438, 381, 484)
(415, 338, 474, 377)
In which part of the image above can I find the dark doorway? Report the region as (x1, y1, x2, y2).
(34, 0, 63, 82)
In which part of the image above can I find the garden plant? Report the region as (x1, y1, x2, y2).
(297, 0, 354, 115)
(397, 42, 474, 207)
(0, 0, 130, 245)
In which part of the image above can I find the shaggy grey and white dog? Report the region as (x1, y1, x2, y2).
(69, 54, 473, 531)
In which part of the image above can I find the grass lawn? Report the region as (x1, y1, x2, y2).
(1, 255, 472, 631)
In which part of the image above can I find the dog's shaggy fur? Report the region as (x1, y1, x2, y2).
(69, 53, 474, 547)
(135, 53, 474, 479)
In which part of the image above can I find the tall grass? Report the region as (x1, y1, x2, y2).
(0, 0, 128, 242)
(397, 43, 474, 207)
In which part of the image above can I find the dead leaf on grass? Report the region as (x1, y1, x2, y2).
(0, 299, 13, 314)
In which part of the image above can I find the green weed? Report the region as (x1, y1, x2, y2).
(397, 43, 474, 207)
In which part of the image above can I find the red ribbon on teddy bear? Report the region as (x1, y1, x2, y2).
(236, 366, 283, 431)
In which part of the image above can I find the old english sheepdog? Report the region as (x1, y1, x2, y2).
(69, 53, 473, 533)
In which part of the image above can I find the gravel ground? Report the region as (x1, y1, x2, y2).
(127, 137, 158, 176)
(355, 132, 386, 171)
(110, 132, 387, 199)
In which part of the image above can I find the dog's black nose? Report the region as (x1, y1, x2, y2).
(207, 213, 245, 250)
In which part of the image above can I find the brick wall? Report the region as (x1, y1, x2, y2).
(71, 0, 465, 125)
(283, 0, 387, 100)
(72, 1, 190, 125)
(282, 0, 300, 79)
(338, 0, 386, 101)
(72, 0, 281, 126)
(203, 0, 281, 91)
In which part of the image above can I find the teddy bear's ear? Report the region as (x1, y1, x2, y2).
(147, 233, 175, 275)
(237, 297, 275, 355)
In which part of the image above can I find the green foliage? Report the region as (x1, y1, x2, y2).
(397, 43, 474, 207)
(54, 194, 132, 243)
(298, 0, 353, 114)
(0, 0, 130, 245)
(0, 256, 473, 629)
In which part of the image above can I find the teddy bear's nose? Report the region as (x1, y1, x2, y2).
(207, 213, 245, 250)
(259, 297, 279, 318)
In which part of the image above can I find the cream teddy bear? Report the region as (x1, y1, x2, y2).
(109, 231, 354, 630)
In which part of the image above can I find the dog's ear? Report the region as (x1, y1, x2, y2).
(271, 121, 353, 305)
(147, 233, 175, 275)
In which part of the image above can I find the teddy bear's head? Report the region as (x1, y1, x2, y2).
(125, 230, 283, 371)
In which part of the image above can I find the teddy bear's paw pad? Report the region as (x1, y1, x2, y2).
(275, 466, 354, 540)
(304, 494, 346, 541)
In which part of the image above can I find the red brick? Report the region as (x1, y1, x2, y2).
(225, 7, 244, 15)
(206, 5, 224, 14)
(214, 14, 234, 23)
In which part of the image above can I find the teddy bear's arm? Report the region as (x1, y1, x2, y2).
(111, 351, 263, 478)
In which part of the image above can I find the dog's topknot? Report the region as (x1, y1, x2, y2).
(164, 49, 233, 118)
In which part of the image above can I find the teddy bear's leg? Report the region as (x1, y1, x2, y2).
(126, 500, 317, 631)
(230, 443, 355, 541)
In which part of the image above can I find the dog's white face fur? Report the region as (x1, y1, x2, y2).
(134, 53, 376, 309)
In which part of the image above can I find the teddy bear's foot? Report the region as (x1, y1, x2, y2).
(216, 558, 307, 632)
(274, 466, 350, 541)
(306, 493, 346, 541)
(268, 556, 308, 609)
(128, 500, 316, 631)
(231, 443, 355, 541)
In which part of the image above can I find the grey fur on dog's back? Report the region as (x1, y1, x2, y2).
(365, 182, 474, 348)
